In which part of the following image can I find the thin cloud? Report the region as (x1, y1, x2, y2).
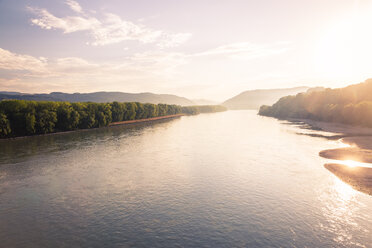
(66, 0, 83, 14)
(157, 33, 193, 49)
(89, 13, 163, 46)
(0, 41, 290, 95)
(28, 1, 191, 47)
(0, 48, 48, 73)
(193, 42, 290, 60)
(0, 48, 186, 93)
(0, 47, 185, 85)
(29, 7, 99, 33)
(55, 57, 99, 73)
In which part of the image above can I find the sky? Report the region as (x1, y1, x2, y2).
(0, 0, 371, 101)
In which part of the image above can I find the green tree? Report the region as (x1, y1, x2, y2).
(124, 102, 137, 120)
(36, 109, 57, 134)
(158, 104, 168, 116)
(135, 102, 145, 119)
(111, 102, 124, 122)
(96, 103, 112, 127)
(0, 113, 11, 137)
(25, 113, 36, 134)
(56, 103, 80, 130)
(0, 99, 227, 138)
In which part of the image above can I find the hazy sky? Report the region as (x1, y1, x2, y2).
(0, 0, 371, 101)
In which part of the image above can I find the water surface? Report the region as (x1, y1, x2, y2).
(1, 111, 371, 247)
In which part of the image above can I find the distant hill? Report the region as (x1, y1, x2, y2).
(0, 91, 25, 95)
(192, 99, 218, 105)
(222, 87, 310, 110)
(0, 91, 195, 106)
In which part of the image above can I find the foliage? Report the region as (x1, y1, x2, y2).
(0, 99, 227, 138)
(0, 113, 11, 137)
(181, 105, 227, 115)
(258, 79, 372, 128)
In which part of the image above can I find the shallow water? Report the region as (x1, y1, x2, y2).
(0, 110, 371, 248)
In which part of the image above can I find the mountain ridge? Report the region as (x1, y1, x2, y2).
(0, 91, 196, 106)
(222, 86, 310, 110)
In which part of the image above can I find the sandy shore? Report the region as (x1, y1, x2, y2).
(319, 147, 372, 163)
(325, 163, 372, 195)
(292, 118, 372, 196)
(294, 118, 372, 136)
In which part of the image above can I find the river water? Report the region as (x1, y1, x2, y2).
(0, 110, 371, 247)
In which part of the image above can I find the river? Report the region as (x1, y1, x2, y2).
(0, 110, 371, 247)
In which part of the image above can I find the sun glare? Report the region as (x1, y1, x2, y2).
(333, 176, 355, 200)
(335, 159, 372, 168)
(315, 10, 372, 80)
(339, 160, 360, 168)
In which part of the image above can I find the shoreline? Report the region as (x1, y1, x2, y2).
(1, 114, 184, 141)
(288, 118, 372, 196)
(108, 114, 184, 126)
(325, 163, 372, 195)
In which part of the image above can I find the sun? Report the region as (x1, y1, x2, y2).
(314, 9, 372, 81)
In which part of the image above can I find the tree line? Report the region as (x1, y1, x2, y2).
(0, 100, 226, 138)
(181, 105, 227, 115)
(258, 79, 372, 128)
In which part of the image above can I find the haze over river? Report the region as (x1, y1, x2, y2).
(1, 111, 371, 247)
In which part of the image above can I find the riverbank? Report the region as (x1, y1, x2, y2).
(109, 114, 183, 126)
(1, 114, 184, 140)
(324, 163, 372, 195)
(291, 118, 372, 195)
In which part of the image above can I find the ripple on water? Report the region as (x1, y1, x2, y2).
(0, 111, 372, 247)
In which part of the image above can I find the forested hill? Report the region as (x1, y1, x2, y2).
(0, 100, 226, 138)
(0, 91, 195, 106)
(222, 87, 309, 110)
(259, 79, 372, 127)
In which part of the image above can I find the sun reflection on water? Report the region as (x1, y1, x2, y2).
(329, 159, 372, 169)
(316, 139, 372, 247)
(318, 175, 365, 247)
(333, 176, 356, 200)
(339, 160, 362, 168)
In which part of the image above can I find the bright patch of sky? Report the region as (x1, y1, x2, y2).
(0, 0, 371, 101)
